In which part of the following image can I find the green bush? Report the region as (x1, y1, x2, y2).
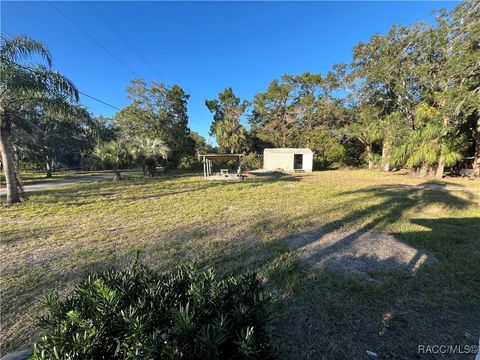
(17, 160, 44, 172)
(308, 129, 345, 170)
(80, 154, 104, 171)
(341, 137, 365, 167)
(177, 155, 203, 170)
(242, 153, 263, 171)
(32, 262, 274, 360)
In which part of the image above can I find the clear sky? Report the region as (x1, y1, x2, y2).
(2, 1, 457, 143)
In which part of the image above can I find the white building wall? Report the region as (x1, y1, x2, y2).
(302, 151, 313, 172)
(263, 148, 313, 172)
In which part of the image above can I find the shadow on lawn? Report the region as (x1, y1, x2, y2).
(287, 180, 476, 256)
(26, 171, 305, 205)
(4, 177, 478, 357)
(267, 181, 479, 360)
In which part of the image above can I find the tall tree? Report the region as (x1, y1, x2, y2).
(206, 88, 249, 153)
(251, 72, 345, 153)
(442, 0, 480, 177)
(189, 131, 213, 157)
(251, 79, 295, 147)
(0, 35, 78, 204)
(13, 105, 92, 177)
(351, 25, 422, 172)
(205, 87, 249, 136)
(347, 106, 383, 169)
(214, 116, 247, 154)
(115, 79, 194, 165)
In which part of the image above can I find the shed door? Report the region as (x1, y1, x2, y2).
(294, 154, 303, 170)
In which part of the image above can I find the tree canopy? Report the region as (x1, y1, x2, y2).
(1, 0, 479, 206)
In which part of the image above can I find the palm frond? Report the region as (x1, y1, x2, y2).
(1, 34, 52, 67)
(1, 63, 79, 105)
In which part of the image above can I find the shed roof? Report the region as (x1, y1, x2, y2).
(263, 148, 313, 154)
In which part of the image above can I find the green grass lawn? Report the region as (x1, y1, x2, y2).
(0, 170, 108, 189)
(1, 170, 479, 359)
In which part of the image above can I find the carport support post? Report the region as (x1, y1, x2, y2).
(203, 158, 206, 178)
(237, 156, 241, 177)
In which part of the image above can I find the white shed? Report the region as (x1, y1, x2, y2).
(263, 148, 313, 173)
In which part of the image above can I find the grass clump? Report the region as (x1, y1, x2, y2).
(32, 261, 274, 360)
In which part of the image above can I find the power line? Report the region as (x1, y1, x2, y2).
(13, 1, 210, 129)
(5, 59, 122, 112)
(88, 1, 167, 83)
(8, 59, 212, 145)
(85, 2, 209, 129)
(78, 91, 121, 112)
(6, 59, 208, 141)
(48, 1, 208, 129)
(47, 1, 140, 78)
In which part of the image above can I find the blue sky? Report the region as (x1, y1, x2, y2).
(2, 1, 457, 143)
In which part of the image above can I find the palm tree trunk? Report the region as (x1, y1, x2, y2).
(436, 158, 445, 178)
(436, 116, 449, 179)
(112, 168, 122, 181)
(146, 159, 156, 177)
(366, 144, 374, 170)
(164, 158, 169, 173)
(381, 141, 391, 172)
(0, 108, 20, 204)
(473, 115, 480, 178)
(418, 163, 436, 177)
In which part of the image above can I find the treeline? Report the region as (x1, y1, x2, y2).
(0, 33, 213, 204)
(1, 1, 478, 205)
(208, 1, 479, 177)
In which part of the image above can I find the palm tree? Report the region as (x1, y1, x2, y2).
(347, 106, 382, 169)
(1, 34, 79, 204)
(214, 116, 247, 154)
(389, 102, 464, 177)
(130, 137, 170, 176)
(94, 141, 130, 180)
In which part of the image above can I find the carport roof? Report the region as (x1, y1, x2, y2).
(201, 154, 244, 162)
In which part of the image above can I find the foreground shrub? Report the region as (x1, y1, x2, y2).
(32, 262, 273, 359)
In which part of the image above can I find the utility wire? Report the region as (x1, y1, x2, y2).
(6, 59, 122, 111)
(88, 1, 167, 83)
(28, 2, 209, 129)
(47, 1, 140, 78)
(85, 2, 208, 129)
(78, 91, 121, 111)
(6, 59, 207, 141)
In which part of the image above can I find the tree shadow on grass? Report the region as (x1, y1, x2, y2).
(23, 172, 305, 206)
(3, 178, 477, 357)
(286, 180, 476, 261)
(265, 180, 479, 359)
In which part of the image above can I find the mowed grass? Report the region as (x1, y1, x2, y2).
(1, 170, 479, 359)
(0, 170, 108, 189)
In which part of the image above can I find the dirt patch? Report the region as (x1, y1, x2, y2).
(286, 226, 437, 281)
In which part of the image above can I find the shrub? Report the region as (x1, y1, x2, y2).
(342, 137, 366, 168)
(32, 261, 274, 360)
(80, 154, 104, 171)
(243, 153, 263, 171)
(308, 129, 345, 170)
(177, 155, 203, 170)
